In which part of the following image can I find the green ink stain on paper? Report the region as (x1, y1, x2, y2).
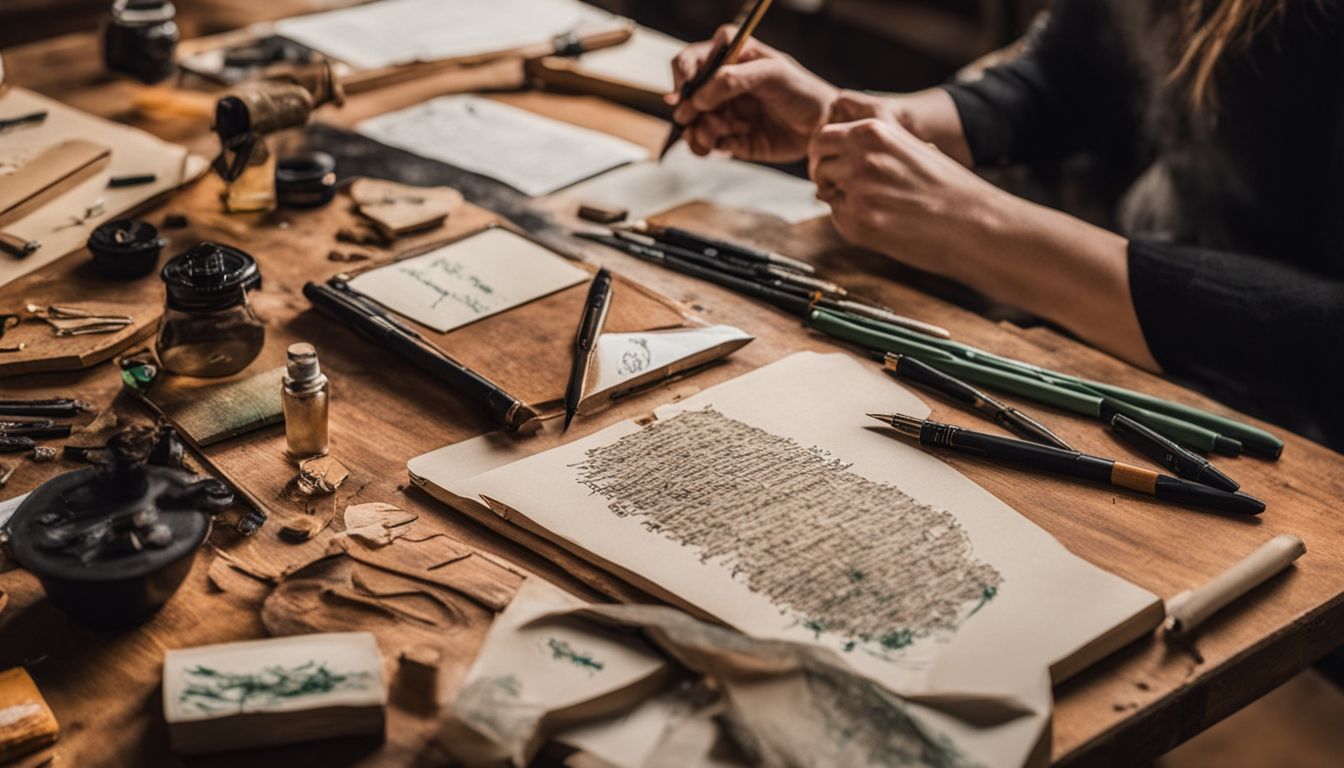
(969, 584, 998, 617)
(179, 661, 373, 715)
(547, 638, 604, 672)
(879, 630, 913, 650)
(804, 619, 826, 639)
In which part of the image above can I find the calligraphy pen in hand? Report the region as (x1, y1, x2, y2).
(659, 0, 776, 160)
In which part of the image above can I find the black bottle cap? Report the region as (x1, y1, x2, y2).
(88, 218, 166, 279)
(276, 151, 337, 208)
(160, 242, 261, 311)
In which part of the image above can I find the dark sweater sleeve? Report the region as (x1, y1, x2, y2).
(941, 0, 1137, 166)
(1128, 240, 1344, 445)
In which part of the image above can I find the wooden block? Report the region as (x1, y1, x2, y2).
(0, 139, 110, 230)
(577, 201, 628, 224)
(0, 667, 59, 764)
(0, 301, 160, 378)
(139, 367, 285, 447)
(163, 632, 386, 755)
(350, 178, 463, 240)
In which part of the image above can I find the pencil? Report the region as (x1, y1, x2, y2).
(660, 0, 775, 159)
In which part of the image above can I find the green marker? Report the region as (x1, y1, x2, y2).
(809, 309, 1252, 456)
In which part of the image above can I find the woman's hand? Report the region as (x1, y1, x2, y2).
(808, 118, 1158, 370)
(668, 25, 839, 163)
(808, 118, 1006, 275)
(826, 89, 975, 167)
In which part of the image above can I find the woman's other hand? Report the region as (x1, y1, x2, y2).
(668, 25, 839, 163)
(827, 89, 975, 167)
(808, 118, 1004, 274)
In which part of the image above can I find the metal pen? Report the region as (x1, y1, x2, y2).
(564, 269, 613, 430)
(303, 280, 541, 433)
(626, 220, 816, 275)
(869, 412, 1265, 516)
(884, 353, 1074, 451)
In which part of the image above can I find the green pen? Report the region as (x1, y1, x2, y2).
(809, 307, 1280, 456)
(809, 309, 1243, 455)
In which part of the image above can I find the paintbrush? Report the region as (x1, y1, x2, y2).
(659, 0, 775, 160)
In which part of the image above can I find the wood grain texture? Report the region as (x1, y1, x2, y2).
(0, 30, 1341, 768)
(0, 301, 158, 378)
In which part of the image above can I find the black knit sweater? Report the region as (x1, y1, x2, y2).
(943, 0, 1344, 449)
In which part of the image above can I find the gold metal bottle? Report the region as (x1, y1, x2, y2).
(282, 342, 329, 460)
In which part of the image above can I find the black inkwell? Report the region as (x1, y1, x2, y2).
(157, 242, 265, 378)
(103, 0, 180, 84)
(3, 426, 232, 629)
(88, 218, 167, 279)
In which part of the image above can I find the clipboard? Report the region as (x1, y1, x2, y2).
(329, 224, 750, 416)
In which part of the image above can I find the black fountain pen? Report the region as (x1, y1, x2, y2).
(1110, 413, 1240, 493)
(868, 412, 1265, 516)
(564, 268, 614, 430)
(885, 353, 1074, 451)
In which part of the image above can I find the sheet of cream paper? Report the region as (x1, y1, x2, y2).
(0, 88, 208, 289)
(411, 352, 1160, 767)
(553, 685, 695, 768)
(589, 325, 752, 399)
(347, 228, 589, 333)
(163, 632, 386, 722)
(452, 578, 668, 762)
(0, 493, 30, 530)
(357, 95, 648, 197)
(575, 26, 684, 95)
(560, 142, 830, 224)
(274, 0, 620, 71)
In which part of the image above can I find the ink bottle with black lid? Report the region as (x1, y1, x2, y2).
(156, 242, 265, 378)
(104, 0, 180, 84)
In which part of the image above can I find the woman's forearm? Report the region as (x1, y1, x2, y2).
(951, 195, 1160, 371)
(889, 89, 975, 167)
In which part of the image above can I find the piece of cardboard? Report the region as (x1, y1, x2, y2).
(0, 88, 208, 289)
(0, 139, 110, 229)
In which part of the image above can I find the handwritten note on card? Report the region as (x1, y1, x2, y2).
(357, 95, 648, 197)
(274, 0, 620, 71)
(348, 228, 589, 333)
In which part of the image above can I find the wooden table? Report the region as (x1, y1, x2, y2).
(2, 31, 1343, 768)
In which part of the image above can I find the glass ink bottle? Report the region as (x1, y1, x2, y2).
(282, 343, 329, 460)
(156, 242, 264, 378)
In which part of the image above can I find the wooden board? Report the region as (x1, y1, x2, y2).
(0, 301, 158, 377)
(0, 29, 1342, 768)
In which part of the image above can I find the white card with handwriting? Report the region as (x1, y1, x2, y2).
(356, 95, 648, 196)
(348, 228, 589, 333)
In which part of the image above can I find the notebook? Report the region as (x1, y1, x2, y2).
(409, 352, 1164, 767)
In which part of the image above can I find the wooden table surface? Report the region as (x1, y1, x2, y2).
(2, 31, 1343, 768)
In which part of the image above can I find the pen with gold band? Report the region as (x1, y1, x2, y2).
(868, 412, 1265, 516)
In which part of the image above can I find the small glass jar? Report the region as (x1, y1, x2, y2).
(104, 0, 179, 85)
(156, 243, 265, 378)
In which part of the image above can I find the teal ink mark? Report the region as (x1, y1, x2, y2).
(804, 619, 826, 639)
(547, 638, 604, 672)
(879, 630, 914, 650)
(968, 585, 998, 617)
(843, 640, 857, 653)
(179, 661, 373, 715)
(847, 569, 866, 583)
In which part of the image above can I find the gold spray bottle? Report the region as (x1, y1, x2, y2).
(282, 342, 329, 459)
